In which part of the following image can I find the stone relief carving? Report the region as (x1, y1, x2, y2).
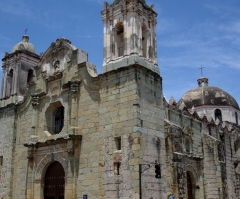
(172, 127, 183, 153)
(177, 167, 185, 199)
(31, 94, 40, 107)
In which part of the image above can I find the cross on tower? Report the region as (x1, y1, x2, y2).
(24, 28, 28, 35)
(199, 66, 204, 76)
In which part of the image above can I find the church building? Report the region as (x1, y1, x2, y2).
(0, 0, 240, 199)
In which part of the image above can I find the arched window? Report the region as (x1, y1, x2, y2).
(115, 22, 124, 57)
(142, 23, 148, 58)
(27, 69, 34, 84)
(236, 112, 239, 125)
(6, 69, 13, 97)
(215, 109, 222, 122)
(54, 107, 64, 134)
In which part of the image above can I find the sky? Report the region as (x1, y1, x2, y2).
(0, 0, 240, 105)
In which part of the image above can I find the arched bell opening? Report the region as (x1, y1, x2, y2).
(27, 69, 34, 84)
(44, 161, 65, 199)
(115, 22, 124, 57)
(6, 69, 13, 98)
(141, 23, 149, 58)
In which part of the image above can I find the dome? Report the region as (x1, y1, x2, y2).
(12, 35, 35, 54)
(179, 76, 239, 109)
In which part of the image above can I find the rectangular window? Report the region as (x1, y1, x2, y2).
(0, 156, 3, 166)
(114, 162, 121, 175)
(110, 20, 113, 26)
(115, 136, 121, 150)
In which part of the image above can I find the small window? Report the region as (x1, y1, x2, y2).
(208, 126, 212, 136)
(114, 162, 121, 175)
(0, 156, 3, 166)
(236, 112, 238, 125)
(54, 107, 64, 134)
(115, 137, 121, 150)
(185, 139, 190, 153)
(109, 20, 113, 26)
(27, 69, 34, 83)
(215, 109, 222, 122)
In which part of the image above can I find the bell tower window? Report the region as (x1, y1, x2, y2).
(142, 23, 148, 58)
(6, 69, 13, 97)
(27, 69, 34, 84)
(215, 109, 222, 122)
(115, 22, 124, 57)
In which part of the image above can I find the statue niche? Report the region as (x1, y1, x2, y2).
(53, 60, 60, 75)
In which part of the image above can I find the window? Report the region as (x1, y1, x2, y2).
(115, 136, 121, 150)
(109, 20, 113, 26)
(54, 107, 64, 134)
(185, 139, 190, 153)
(27, 69, 34, 84)
(142, 23, 148, 58)
(0, 156, 3, 166)
(215, 109, 222, 122)
(45, 102, 65, 135)
(6, 69, 13, 97)
(115, 22, 124, 57)
(236, 112, 238, 125)
(208, 126, 212, 136)
(114, 162, 121, 175)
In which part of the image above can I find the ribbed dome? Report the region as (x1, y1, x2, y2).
(179, 76, 239, 109)
(12, 35, 35, 53)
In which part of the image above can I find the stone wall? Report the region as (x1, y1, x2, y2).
(0, 106, 15, 198)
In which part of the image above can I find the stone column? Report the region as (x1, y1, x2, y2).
(1, 67, 6, 99)
(31, 94, 40, 137)
(69, 81, 80, 134)
(25, 94, 40, 199)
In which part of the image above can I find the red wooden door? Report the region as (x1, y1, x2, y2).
(44, 161, 65, 199)
(187, 172, 193, 199)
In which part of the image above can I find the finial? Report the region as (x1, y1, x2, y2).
(24, 28, 28, 35)
(199, 66, 204, 77)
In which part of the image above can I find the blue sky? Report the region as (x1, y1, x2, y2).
(0, 0, 240, 105)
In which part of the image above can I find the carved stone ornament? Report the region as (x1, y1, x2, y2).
(204, 133, 220, 149)
(70, 80, 80, 93)
(67, 149, 75, 156)
(172, 127, 183, 153)
(31, 94, 40, 106)
(49, 80, 61, 96)
(27, 154, 34, 161)
(236, 164, 240, 175)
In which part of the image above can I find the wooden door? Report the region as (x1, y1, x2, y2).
(187, 172, 193, 199)
(44, 161, 65, 199)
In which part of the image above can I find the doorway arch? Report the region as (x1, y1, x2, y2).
(44, 161, 65, 199)
(187, 171, 193, 199)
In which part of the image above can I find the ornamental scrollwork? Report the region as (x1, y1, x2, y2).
(31, 94, 40, 107)
(70, 80, 80, 94)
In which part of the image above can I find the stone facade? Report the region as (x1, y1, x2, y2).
(0, 0, 240, 199)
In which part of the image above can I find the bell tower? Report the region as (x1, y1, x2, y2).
(101, 0, 159, 73)
(1, 34, 40, 104)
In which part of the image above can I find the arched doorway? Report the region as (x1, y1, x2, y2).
(187, 172, 193, 199)
(44, 161, 65, 199)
